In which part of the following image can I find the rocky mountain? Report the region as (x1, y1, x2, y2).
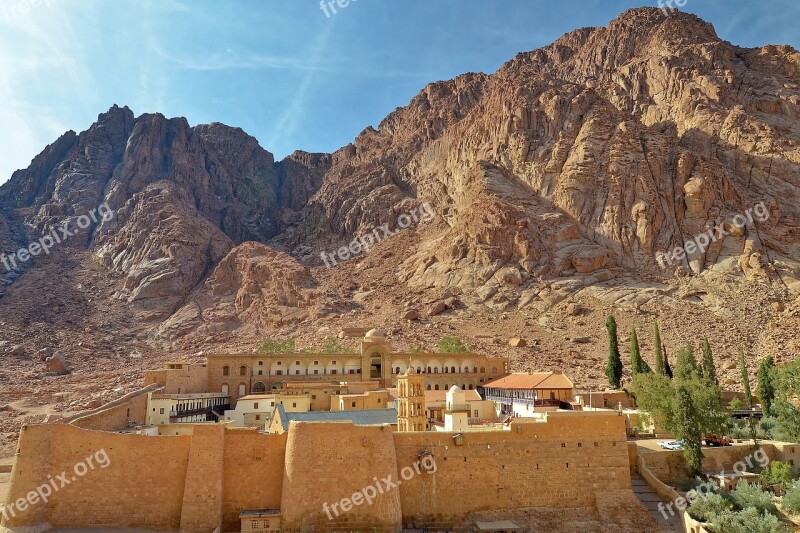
(1, 7, 800, 454)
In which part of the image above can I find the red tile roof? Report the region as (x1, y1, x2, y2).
(481, 372, 574, 390)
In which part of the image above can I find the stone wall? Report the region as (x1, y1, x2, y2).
(2, 424, 191, 529)
(3, 411, 632, 532)
(395, 411, 630, 529)
(65, 385, 153, 431)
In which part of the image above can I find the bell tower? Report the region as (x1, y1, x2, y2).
(397, 367, 426, 432)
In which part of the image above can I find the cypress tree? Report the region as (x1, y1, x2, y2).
(674, 385, 704, 476)
(757, 356, 776, 416)
(630, 327, 643, 375)
(675, 343, 699, 381)
(701, 337, 718, 385)
(740, 348, 753, 408)
(605, 315, 623, 389)
(653, 322, 665, 375)
(663, 342, 673, 379)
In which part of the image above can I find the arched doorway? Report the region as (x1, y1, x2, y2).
(252, 382, 266, 394)
(370, 356, 382, 379)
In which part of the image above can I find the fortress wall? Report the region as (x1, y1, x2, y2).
(280, 422, 402, 533)
(179, 424, 225, 532)
(221, 429, 288, 532)
(393, 411, 630, 528)
(67, 385, 153, 431)
(3, 424, 192, 529)
(1, 424, 54, 527)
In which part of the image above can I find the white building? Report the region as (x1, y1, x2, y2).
(146, 391, 230, 426)
(223, 394, 311, 427)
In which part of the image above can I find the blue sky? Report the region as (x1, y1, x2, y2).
(1, 0, 798, 184)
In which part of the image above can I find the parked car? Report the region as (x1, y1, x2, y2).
(658, 440, 683, 450)
(703, 435, 733, 447)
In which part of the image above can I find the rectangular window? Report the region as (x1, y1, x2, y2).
(160, 408, 165, 414)
(293, 403, 297, 408)
(276, 370, 283, 376)
(312, 395, 317, 399)
(296, 370, 300, 375)
(255, 415, 260, 421)
(254, 403, 259, 409)
(352, 402, 356, 408)
(252, 520, 258, 529)
(331, 370, 337, 375)
(314, 369, 319, 375)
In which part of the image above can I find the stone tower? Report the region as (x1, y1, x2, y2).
(445, 385, 469, 432)
(397, 367, 426, 432)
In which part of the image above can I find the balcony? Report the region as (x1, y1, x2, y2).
(170, 403, 230, 422)
(444, 404, 471, 413)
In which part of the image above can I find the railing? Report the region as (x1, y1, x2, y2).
(170, 404, 230, 421)
(445, 404, 471, 413)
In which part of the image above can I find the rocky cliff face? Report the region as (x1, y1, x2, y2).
(1, 7, 799, 412)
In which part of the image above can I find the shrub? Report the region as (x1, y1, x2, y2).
(687, 493, 731, 522)
(437, 336, 470, 353)
(729, 482, 777, 514)
(711, 508, 789, 533)
(764, 460, 795, 488)
(258, 338, 295, 354)
(781, 480, 800, 514)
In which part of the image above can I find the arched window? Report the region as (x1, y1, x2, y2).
(252, 382, 266, 394)
(451, 366, 456, 373)
(395, 367, 401, 374)
(426, 384, 431, 390)
(427, 366, 432, 373)
(444, 367, 448, 374)
(417, 367, 422, 373)
(222, 365, 230, 377)
(239, 383, 246, 396)
(468, 384, 474, 390)
(473, 366, 477, 373)
(240, 366, 247, 376)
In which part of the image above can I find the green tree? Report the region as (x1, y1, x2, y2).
(687, 493, 731, 523)
(321, 337, 355, 354)
(740, 349, 753, 408)
(630, 327, 650, 375)
(258, 338, 296, 354)
(674, 384, 704, 476)
(762, 460, 795, 488)
(757, 356, 777, 417)
(653, 322, 666, 376)
(701, 338, 718, 385)
(676, 344, 699, 381)
(437, 336, 470, 353)
(773, 359, 800, 442)
(663, 342, 673, 379)
(605, 316, 623, 389)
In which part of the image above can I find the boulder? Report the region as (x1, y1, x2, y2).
(37, 347, 54, 361)
(403, 309, 420, 321)
(46, 352, 71, 375)
(9, 345, 25, 357)
(428, 300, 447, 316)
(509, 338, 527, 348)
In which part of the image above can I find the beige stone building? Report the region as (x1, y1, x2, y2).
(330, 389, 390, 411)
(223, 393, 311, 427)
(198, 329, 508, 406)
(145, 391, 230, 425)
(480, 371, 576, 418)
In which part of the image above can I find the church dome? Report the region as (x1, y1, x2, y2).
(364, 328, 387, 340)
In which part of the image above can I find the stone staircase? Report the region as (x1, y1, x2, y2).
(631, 473, 684, 532)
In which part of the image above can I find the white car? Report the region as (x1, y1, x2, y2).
(658, 440, 683, 450)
